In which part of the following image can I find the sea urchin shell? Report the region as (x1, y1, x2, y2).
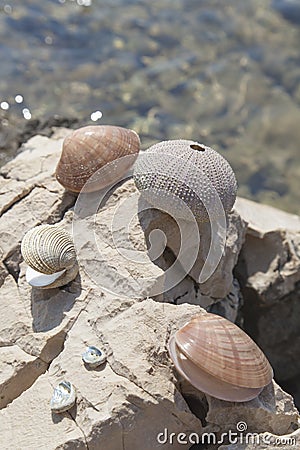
(133, 140, 237, 222)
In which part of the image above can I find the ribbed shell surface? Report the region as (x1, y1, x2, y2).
(133, 140, 237, 221)
(56, 125, 140, 192)
(175, 313, 273, 389)
(168, 335, 263, 401)
(21, 225, 76, 275)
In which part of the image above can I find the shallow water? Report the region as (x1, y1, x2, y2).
(0, 0, 299, 214)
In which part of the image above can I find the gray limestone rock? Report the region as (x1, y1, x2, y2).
(234, 197, 300, 394)
(235, 197, 300, 306)
(138, 202, 246, 302)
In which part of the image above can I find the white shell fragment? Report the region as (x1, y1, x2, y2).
(82, 346, 107, 368)
(26, 267, 66, 287)
(50, 381, 76, 413)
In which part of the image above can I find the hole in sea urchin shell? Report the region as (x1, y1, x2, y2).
(190, 144, 206, 152)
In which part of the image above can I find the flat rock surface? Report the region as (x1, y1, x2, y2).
(234, 197, 300, 235)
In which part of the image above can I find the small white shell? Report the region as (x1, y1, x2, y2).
(82, 346, 106, 368)
(50, 381, 76, 413)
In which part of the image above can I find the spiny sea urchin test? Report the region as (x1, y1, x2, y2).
(55, 125, 140, 193)
(21, 224, 78, 289)
(133, 140, 237, 221)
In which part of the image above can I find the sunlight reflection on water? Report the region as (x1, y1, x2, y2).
(0, 0, 299, 213)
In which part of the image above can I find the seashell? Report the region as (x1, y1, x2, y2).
(55, 125, 140, 193)
(82, 346, 107, 368)
(50, 381, 76, 413)
(133, 140, 237, 221)
(21, 224, 78, 289)
(168, 313, 273, 402)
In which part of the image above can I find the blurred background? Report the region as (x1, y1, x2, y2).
(0, 0, 299, 214)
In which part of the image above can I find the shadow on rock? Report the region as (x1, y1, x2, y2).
(31, 274, 82, 332)
(51, 401, 78, 424)
(83, 361, 107, 373)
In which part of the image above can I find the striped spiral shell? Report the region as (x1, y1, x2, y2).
(21, 225, 76, 274)
(55, 125, 140, 193)
(168, 313, 273, 402)
(21, 225, 78, 288)
(133, 140, 237, 222)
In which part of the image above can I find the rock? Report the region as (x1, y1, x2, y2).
(0, 115, 80, 169)
(207, 278, 242, 323)
(2, 296, 298, 450)
(179, 379, 299, 448)
(48, 300, 203, 450)
(138, 204, 246, 302)
(254, 283, 300, 381)
(0, 274, 34, 346)
(234, 197, 300, 306)
(0, 130, 298, 449)
(0, 374, 87, 449)
(234, 197, 300, 391)
(0, 130, 76, 266)
(206, 381, 298, 436)
(235, 197, 300, 235)
(0, 178, 32, 216)
(72, 179, 165, 300)
(0, 345, 47, 409)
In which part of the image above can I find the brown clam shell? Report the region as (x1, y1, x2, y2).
(168, 336, 262, 402)
(168, 313, 273, 402)
(55, 125, 140, 193)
